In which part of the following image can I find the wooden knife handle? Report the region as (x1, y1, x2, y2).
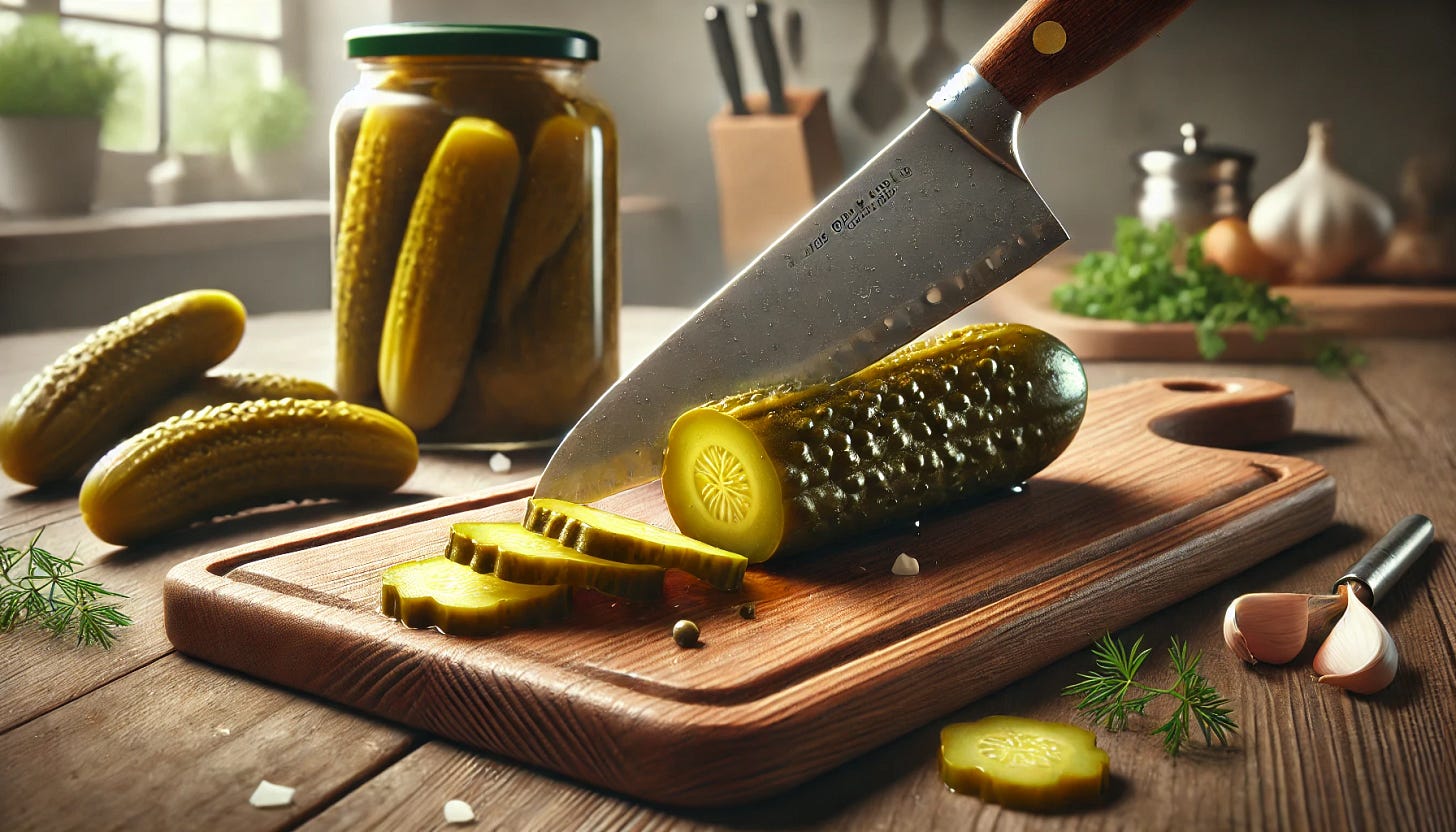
(972, 0, 1195, 116)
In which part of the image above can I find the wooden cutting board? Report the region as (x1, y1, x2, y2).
(164, 377, 1335, 807)
(986, 266, 1456, 361)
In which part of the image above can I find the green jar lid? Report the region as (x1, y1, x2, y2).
(346, 23, 598, 61)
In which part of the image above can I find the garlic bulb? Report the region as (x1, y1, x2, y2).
(1312, 585, 1398, 695)
(1249, 121, 1394, 283)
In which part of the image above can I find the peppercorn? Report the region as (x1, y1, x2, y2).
(672, 619, 700, 648)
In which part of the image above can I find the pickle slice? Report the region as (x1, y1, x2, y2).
(448, 522, 665, 602)
(524, 497, 748, 591)
(939, 716, 1110, 812)
(381, 556, 569, 636)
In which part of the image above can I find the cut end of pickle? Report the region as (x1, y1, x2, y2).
(693, 444, 752, 523)
(663, 407, 784, 563)
(940, 716, 1109, 812)
(381, 556, 569, 636)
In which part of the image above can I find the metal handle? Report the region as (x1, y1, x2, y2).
(706, 6, 750, 115)
(1337, 514, 1436, 605)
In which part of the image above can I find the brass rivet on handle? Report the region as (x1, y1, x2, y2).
(1032, 21, 1066, 55)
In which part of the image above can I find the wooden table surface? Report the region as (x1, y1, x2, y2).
(1, 305, 1453, 831)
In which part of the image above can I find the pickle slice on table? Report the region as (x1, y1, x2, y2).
(940, 716, 1110, 812)
(381, 556, 570, 637)
(524, 497, 747, 591)
(448, 522, 665, 602)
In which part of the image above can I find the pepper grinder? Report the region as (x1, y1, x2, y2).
(1133, 123, 1255, 235)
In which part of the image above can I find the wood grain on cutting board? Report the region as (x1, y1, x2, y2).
(163, 377, 1335, 807)
(987, 266, 1456, 361)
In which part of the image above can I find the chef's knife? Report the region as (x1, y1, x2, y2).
(705, 6, 750, 116)
(537, 0, 1195, 504)
(746, 1, 790, 114)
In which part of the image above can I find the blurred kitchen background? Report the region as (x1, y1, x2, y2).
(0, 0, 1452, 331)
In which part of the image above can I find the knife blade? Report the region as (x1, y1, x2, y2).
(537, 0, 1195, 504)
(705, 5, 750, 116)
(746, 1, 790, 115)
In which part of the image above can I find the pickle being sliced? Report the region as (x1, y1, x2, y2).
(662, 323, 1088, 562)
(448, 522, 664, 602)
(381, 556, 569, 637)
(523, 497, 748, 591)
(940, 716, 1109, 812)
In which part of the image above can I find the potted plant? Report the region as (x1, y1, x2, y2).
(229, 78, 312, 199)
(0, 16, 124, 215)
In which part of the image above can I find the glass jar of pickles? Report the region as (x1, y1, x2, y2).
(331, 24, 618, 447)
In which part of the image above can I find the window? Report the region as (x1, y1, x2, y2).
(0, 0, 295, 154)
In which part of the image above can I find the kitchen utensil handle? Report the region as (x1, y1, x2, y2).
(1337, 514, 1436, 606)
(924, 0, 944, 32)
(706, 5, 750, 115)
(785, 8, 804, 70)
(870, 0, 892, 40)
(747, 1, 790, 114)
(971, 0, 1196, 116)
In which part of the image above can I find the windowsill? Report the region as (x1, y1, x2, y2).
(0, 199, 330, 267)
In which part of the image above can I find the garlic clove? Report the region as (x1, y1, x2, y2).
(1313, 587, 1398, 695)
(1223, 603, 1255, 663)
(1223, 592, 1315, 665)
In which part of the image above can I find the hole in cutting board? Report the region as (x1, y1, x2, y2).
(1162, 380, 1236, 393)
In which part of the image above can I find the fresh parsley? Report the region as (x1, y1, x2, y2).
(0, 531, 131, 648)
(1063, 633, 1237, 757)
(1052, 218, 1301, 360)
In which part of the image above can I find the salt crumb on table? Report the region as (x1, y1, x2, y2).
(892, 553, 920, 576)
(248, 780, 295, 809)
(443, 798, 476, 823)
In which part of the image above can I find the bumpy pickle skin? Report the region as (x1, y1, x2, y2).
(378, 117, 521, 430)
(492, 114, 590, 328)
(939, 716, 1110, 811)
(662, 323, 1088, 562)
(430, 225, 618, 442)
(141, 371, 337, 426)
(447, 522, 665, 602)
(523, 498, 748, 591)
(0, 289, 247, 486)
(79, 399, 418, 545)
(334, 102, 452, 404)
(382, 556, 570, 636)
(381, 116, 524, 428)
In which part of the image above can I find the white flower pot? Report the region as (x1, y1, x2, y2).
(0, 116, 102, 216)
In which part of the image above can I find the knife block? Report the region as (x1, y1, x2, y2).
(709, 88, 843, 271)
